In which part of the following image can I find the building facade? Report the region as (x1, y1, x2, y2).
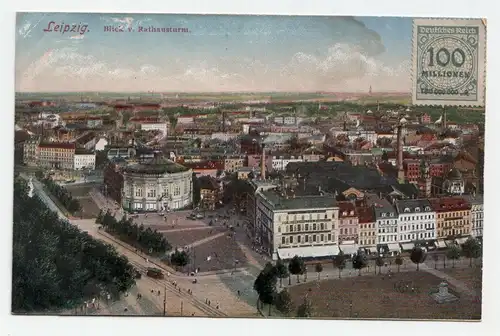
(121, 157, 193, 211)
(37, 142, 76, 170)
(224, 156, 245, 173)
(395, 199, 436, 251)
(464, 195, 483, 238)
(337, 201, 359, 256)
(430, 196, 471, 242)
(256, 190, 340, 260)
(74, 149, 96, 170)
(23, 136, 41, 166)
(356, 205, 377, 253)
(373, 198, 400, 256)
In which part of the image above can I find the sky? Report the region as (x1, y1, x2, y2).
(15, 13, 413, 93)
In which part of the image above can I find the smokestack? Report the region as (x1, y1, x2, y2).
(260, 143, 266, 180)
(396, 124, 405, 182)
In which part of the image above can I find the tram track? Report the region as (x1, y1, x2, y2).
(129, 260, 227, 317)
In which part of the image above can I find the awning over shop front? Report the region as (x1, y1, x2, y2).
(339, 244, 359, 255)
(401, 243, 415, 251)
(436, 240, 447, 249)
(455, 237, 469, 245)
(277, 245, 340, 260)
(364, 246, 378, 254)
(445, 240, 454, 247)
(387, 243, 401, 253)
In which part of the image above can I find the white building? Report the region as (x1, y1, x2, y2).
(95, 137, 109, 151)
(372, 198, 400, 256)
(140, 122, 169, 135)
(121, 157, 192, 211)
(256, 190, 340, 260)
(395, 199, 436, 251)
(268, 154, 304, 171)
(465, 195, 484, 238)
(74, 150, 96, 170)
(177, 116, 194, 124)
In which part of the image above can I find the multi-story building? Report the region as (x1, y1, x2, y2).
(73, 149, 96, 170)
(267, 153, 304, 171)
(198, 176, 220, 210)
(224, 156, 245, 173)
(75, 132, 97, 151)
(337, 201, 359, 256)
(22, 136, 41, 166)
(370, 196, 400, 256)
(395, 199, 436, 251)
(246, 179, 278, 242)
(429, 196, 472, 245)
(255, 190, 340, 260)
(140, 122, 169, 135)
(121, 156, 193, 211)
(356, 204, 377, 254)
(37, 142, 76, 170)
(464, 195, 483, 238)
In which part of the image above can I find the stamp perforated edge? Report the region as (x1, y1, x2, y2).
(411, 17, 486, 107)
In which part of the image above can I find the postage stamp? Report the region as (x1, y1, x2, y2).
(412, 18, 486, 106)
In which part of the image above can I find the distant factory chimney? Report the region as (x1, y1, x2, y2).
(260, 143, 266, 180)
(396, 123, 405, 182)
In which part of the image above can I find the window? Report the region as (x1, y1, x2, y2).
(313, 235, 316, 242)
(404, 208, 410, 212)
(305, 224, 309, 230)
(320, 223, 324, 230)
(147, 189, 156, 198)
(174, 185, 181, 196)
(282, 237, 285, 244)
(328, 233, 332, 241)
(297, 236, 301, 243)
(313, 223, 317, 230)
(305, 235, 309, 242)
(320, 234, 324, 241)
(297, 224, 301, 231)
(290, 236, 294, 244)
(415, 207, 421, 212)
(290, 225, 294, 232)
(135, 188, 143, 197)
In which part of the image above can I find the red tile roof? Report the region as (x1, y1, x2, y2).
(356, 206, 375, 223)
(39, 142, 75, 150)
(428, 197, 471, 212)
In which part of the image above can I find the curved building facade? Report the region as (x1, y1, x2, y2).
(121, 157, 193, 211)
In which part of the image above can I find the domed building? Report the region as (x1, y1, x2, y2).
(121, 156, 193, 212)
(442, 168, 465, 195)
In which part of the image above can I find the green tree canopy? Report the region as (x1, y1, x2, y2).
(410, 247, 427, 271)
(12, 177, 135, 313)
(462, 237, 482, 267)
(274, 258, 289, 287)
(352, 253, 368, 275)
(395, 255, 404, 272)
(170, 249, 190, 268)
(446, 245, 461, 268)
(288, 255, 306, 283)
(333, 251, 347, 278)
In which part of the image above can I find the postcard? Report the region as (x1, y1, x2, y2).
(13, 13, 485, 321)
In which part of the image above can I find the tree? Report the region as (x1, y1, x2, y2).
(352, 253, 368, 276)
(446, 245, 461, 268)
(410, 247, 427, 271)
(333, 251, 346, 278)
(12, 177, 136, 313)
(274, 259, 289, 288)
(296, 296, 313, 318)
(375, 256, 384, 274)
(253, 263, 278, 316)
(170, 250, 190, 268)
(395, 255, 403, 272)
(274, 289, 292, 315)
(288, 255, 305, 284)
(462, 237, 482, 267)
(315, 262, 323, 280)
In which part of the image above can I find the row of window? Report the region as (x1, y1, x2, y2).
(437, 220, 469, 227)
(400, 214, 435, 221)
(279, 213, 330, 222)
(400, 232, 435, 241)
(340, 227, 358, 235)
(400, 223, 434, 231)
(360, 231, 375, 237)
(279, 222, 331, 233)
(378, 227, 397, 234)
(378, 235, 398, 243)
(281, 233, 334, 245)
(359, 223, 375, 229)
(359, 239, 376, 245)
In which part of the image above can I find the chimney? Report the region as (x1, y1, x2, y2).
(260, 143, 266, 180)
(396, 124, 405, 182)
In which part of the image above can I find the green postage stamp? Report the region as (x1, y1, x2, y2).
(412, 18, 486, 106)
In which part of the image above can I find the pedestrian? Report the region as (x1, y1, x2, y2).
(237, 290, 240, 296)
(216, 304, 219, 309)
(191, 313, 195, 316)
(208, 300, 211, 306)
(158, 290, 161, 296)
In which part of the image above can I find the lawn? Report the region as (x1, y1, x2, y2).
(288, 271, 481, 320)
(440, 266, 482, 294)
